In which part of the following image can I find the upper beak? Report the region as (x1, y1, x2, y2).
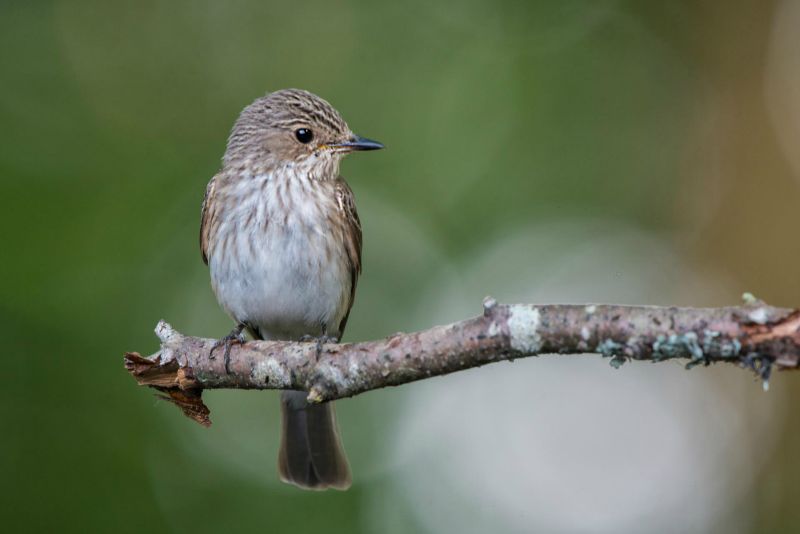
(330, 135, 384, 152)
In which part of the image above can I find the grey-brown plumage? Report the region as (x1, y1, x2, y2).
(199, 89, 382, 490)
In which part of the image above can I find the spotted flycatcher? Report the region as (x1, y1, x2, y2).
(200, 89, 383, 490)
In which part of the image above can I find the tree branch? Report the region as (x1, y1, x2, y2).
(125, 297, 800, 426)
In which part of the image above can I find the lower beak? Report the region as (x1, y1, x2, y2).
(331, 135, 384, 152)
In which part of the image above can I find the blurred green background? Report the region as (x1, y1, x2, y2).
(3, 0, 800, 532)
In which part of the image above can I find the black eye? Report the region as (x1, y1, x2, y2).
(295, 128, 313, 144)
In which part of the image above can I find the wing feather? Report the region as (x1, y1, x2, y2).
(200, 175, 218, 265)
(334, 178, 362, 336)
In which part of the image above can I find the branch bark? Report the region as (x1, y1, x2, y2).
(125, 297, 800, 426)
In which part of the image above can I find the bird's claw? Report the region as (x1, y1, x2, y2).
(299, 334, 339, 362)
(210, 324, 247, 374)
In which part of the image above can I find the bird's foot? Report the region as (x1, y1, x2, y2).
(299, 334, 339, 362)
(210, 323, 247, 374)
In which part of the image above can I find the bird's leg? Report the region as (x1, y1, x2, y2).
(315, 334, 339, 362)
(299, 333, 339, 362)
(210, 323, 247, 374)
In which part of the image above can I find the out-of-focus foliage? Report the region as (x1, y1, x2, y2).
(2, 1, 800, 532)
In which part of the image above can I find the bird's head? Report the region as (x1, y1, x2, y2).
(223, 88, 383, 177)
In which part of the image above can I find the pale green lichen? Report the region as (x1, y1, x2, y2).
(741, 352, 773, 392)
(609, 356, 626, 369)
(742, 292, 758, 305)
(597, 339, 626, 368)
(701, 329, 741, 359)
(652, 330, 746, 370)
(597, 338, 624, 356)
(652, 332, 704, 365)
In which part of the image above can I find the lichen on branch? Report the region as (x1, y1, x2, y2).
(124, 297, 800, 426)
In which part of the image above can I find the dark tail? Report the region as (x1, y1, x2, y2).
(277, 390, 351, 490)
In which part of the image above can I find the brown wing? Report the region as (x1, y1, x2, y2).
(199, 174, 218, 265)
(334, 177, 362, 336)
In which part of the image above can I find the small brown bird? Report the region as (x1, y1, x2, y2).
(199, 89, 383, 490)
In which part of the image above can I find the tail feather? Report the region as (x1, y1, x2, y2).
(278, 390, 351, 490)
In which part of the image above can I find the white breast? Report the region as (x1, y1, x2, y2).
(208, 168, 351, 340)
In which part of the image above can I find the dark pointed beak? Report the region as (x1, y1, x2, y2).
(332, 135, 384, 152)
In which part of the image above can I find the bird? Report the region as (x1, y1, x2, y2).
(199, 88, 383, 490)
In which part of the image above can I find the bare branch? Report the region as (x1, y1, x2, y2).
(124, 298, 800, 425)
